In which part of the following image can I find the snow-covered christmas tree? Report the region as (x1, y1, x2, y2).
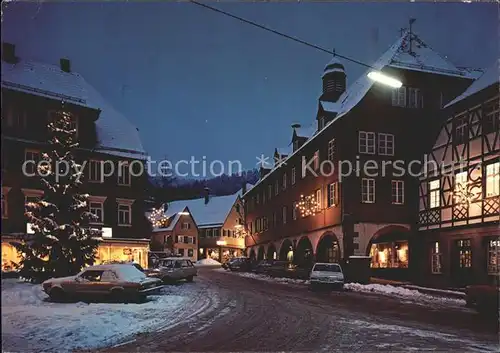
(13, 106, 101, 283)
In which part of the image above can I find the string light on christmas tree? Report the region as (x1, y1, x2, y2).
(296, 193, 320, 217)
(148, 206, 170, 228)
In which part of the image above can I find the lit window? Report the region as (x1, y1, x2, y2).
(391, 180, 404, 205)
(487, 239, 500, 275)
(454, 171, 468, 204)
(291, 167, 296, 185)
(188, 249, 194, 257)
(486, 162, 499, 197)
(181, 222, 191, 230)
(327, 182, 338, 207)
(359, 132, 375, 154)
(282, 173, 287, 190)
(24, 149, 40, 176)
(89, 201, 104, 224)
(378, 133, 394, 156)
(429, 179, 440, 208)
(282, 206, 287, 224)
(457, 239, 472, 268)
(313, 151, 319, 170)
(361, 178, 375, 203)
(315, 188, 322, 209)
(392, 86, 406, 107)
(328, 139, 336, 161)
(117, 163, 131, 186)
(117, 203, 132, 226)
(88, 160, 102, 183)
(431, 241, 442, 274)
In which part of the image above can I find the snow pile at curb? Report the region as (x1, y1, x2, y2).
(1, 279, 191, 352)
(195, 258, 221, 267)
(222, 270, 309, 285)
(345, 283, 465, 305)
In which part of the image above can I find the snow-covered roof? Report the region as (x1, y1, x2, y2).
(162, 187, 246, 228)
(244, 30, 482, 196)
(294, 124, 317, 139)
(444, 63, 499, 108)
(1, 59, 147, 160)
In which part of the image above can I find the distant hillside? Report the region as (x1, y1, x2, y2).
(150, 169, 259, 203)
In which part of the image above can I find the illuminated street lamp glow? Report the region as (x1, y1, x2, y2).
(216, 240, 227, 246)
(367, 71, 402, 88)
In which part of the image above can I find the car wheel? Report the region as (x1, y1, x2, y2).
(110, 288, 125, 302)
(49, 287, 66, 302)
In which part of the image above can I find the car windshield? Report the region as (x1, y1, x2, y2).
(115, 265, 147, 282)
(160, 260, 175, 268)
(313, 264, 341, 272)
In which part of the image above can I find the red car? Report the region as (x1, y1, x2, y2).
(465, 284, 500, 316)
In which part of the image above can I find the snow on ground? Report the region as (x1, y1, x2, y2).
(195, 258, 221, 267)
(1, 279, 193, 352)
(345, 283, 466, 306)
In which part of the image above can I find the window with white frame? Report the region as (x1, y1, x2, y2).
(359, 132, 375, 154)
(431, 241, 442, 274)
(315, 188, 322, 209)
(24, 149, 40, 175)
(488, 239, 500, 275)
(291, 167, 296, 185)
(282, 206, 287, 224)
(486, 162, 499, 197)
(361, 178, 375, 203)
(117, 163, 131, 186)
(408, 87, 423, 108)
(6, 107, 27, 129)
(275, 180, 279, 195)
(392, 86, 406, 107)
(391, 180, 404, 205)
(429, 179, 440, 208)
(268, 184, 272, 199)
(313, 151, 320, 170)
(177, 235, 185, 243)
(292, 202, 298, 220)
(378, 133, 395, 156)
(327, 182, 338, 207)
(328, 139, 336, 161)
(454, 171, 468, 203)
(282, 173, 287, 190)
(181, 222, 191, 230)
(89, 201, 104, 224)
(206, 228, 212, 237)
(88, 160, 102, 182)
(117, 202, 132, 226)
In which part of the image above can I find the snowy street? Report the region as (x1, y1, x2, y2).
(96, 269, 498, 352)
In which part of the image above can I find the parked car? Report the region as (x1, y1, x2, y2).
(42, 264, 163, 302)
(252, 259, 276, 274)
(465, 284, 500, 317)
(147, 257, 197, 283)
(309, 263, 344, 291)
(226, 257, 252, 272)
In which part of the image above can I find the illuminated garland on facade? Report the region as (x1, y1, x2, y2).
(148, 206, 170, 228)
(296, 194, 319, 217)
(453, 182, 481, 206)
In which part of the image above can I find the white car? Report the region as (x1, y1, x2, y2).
(309, 263, 344, 291)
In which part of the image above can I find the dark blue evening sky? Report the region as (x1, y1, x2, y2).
(2, 2, 497, 173)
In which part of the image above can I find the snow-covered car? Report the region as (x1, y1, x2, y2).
(147, 257, 197, 283)
(309, 263, 344, 291)
(42, 264, 163, 302)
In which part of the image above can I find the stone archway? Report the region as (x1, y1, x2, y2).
(295, 236, 314, 268)
(257, 245, 265, 261)
(279, 238, 293, 261)
(366, 225, 410, 270)
(316, 232, 341, 263)
(267, 243, 277, 260)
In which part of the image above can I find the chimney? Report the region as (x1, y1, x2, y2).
(60, 58, 71, 73)
(204, 187, 210, 204)
(2, 42, 18, 64)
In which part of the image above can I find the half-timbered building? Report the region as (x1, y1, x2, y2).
(243, 29, 483, 280)
(417, 64, 499, 288)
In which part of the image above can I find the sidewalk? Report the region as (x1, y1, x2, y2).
(370, 277, 466, 300)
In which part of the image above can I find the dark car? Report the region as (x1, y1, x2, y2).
(252, 259, 275, 274)
(227, 257, 252, 272)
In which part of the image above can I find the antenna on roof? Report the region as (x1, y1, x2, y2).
(409, 18, 416, 54)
